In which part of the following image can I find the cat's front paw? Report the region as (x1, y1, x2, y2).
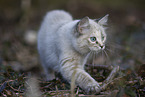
(85, 84, 101, 94)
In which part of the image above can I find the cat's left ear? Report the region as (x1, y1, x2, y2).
(76, 16, 90, 35)
(96, 14, 109, 26)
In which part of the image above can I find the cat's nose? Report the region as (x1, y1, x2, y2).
(100, 45, 105, 49)
(100, 45, 103, 48)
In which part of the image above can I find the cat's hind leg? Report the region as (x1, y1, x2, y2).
(43, 66, 55, 81)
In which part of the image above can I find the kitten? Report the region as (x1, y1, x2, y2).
(37, 10, 108, 94)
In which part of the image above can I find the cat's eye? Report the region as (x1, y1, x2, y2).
(90, 37, 96, 42)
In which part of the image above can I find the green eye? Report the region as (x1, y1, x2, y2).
(90, 37, 96, 42)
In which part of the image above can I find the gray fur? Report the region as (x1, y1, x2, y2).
(37, 10, 108, 94)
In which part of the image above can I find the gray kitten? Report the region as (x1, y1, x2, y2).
(38, 10, 108, 94)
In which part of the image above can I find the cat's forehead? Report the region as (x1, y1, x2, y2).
(90, 20, 103, 31)
(89, 21, 104, 33)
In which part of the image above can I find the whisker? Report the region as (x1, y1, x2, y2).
(83, 51, 91, 65)
(105, 48, 115, 54)
(92, 51, 95, 67)
(106, 45, 122, 58)
(103, 50, 111, 65)
(94, 52, 97, 62)
(101, 50, 105, 63)
(106, 43, 123, 50)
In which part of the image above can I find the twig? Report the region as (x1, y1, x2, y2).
(48, 90, 71, 93)
(76, 87, 79, 95)
(86, 64, 113, 71)
(18, 84, 24, 92)
(8, 83, 19, 92)
(55, 85, 59, 95)
(1, 92, 7, 97)
(101, 66, 120, 90)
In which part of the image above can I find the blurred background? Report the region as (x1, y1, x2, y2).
(0, 0, 145, 71)
(0, 0, 145, 96)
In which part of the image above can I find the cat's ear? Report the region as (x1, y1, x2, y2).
(96, 14, 109, 26)
(77, 16, 90, 35)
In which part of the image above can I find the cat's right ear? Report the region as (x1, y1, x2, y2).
(76, 16, 90, 36)
(95, 14, 109, 26)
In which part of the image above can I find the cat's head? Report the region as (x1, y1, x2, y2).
(73, 14, 108, 55)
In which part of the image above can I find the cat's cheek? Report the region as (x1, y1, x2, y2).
(89, 47, 100, 52)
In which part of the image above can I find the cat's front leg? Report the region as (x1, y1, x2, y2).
(60, 58, 101, 94)
(74, 68, 101, 94)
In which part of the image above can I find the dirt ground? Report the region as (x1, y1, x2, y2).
(0, 0, 145, 96)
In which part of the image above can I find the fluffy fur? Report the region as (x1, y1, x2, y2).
(38, 10, 108, 94)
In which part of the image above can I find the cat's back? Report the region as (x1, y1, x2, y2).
(38, 10, 73, 69)
(44, 10, 73, 25)
(39, 10, 73, 33)
(38, 10, 73, 47)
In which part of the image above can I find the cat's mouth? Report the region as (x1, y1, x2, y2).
(89, 45, 105, 52)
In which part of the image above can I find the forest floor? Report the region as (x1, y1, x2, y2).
(0, 0, 145, 96)
(0, 18, 145, 97)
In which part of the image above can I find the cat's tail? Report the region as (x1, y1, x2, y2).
(42, 10, 73, 27)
